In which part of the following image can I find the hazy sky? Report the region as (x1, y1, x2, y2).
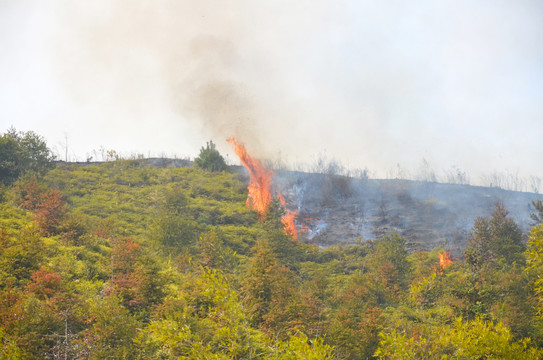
(1, 0, 542, 184)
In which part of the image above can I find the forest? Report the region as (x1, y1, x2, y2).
(1, 129, 543, 359)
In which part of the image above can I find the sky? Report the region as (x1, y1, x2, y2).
(1, 0, 542, 186)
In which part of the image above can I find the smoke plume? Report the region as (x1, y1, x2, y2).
(1, 0, 542, 182)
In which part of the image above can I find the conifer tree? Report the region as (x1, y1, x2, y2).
(194, 140, 227, 172)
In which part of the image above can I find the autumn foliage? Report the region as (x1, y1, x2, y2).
(15, 178, 66, 235)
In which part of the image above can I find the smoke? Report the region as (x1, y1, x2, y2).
(51, 0, 271, 156)
(1, 0, 543, 182)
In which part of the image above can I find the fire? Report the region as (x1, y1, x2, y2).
(227, 137, 273, 216)
(278, 195, 298, 238)
(227, 137, 299, 238)
(438, 250, 453, 268)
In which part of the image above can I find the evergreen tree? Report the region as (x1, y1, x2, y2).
(465, 202, 524, 268)
(530, 200, 543, 225)
(194, 140, 227, 172)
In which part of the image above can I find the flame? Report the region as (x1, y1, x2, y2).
(227, 137, 273, 216)
(438, 250, 453, 268)
(227, 137, 299, 238)
(278, 194, 298, 238)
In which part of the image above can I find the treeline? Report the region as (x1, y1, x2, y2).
(1, 131, 543, 359)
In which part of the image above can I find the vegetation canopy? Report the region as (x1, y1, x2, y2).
(0, 133, 542, 359)
(0, 128, 55, 186)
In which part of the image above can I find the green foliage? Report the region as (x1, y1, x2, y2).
(45, 162, 254, 245)
(527, 224, 543, 322)
(368, 233, 411, 301)
(197, 228, 236, 271)
(375, 316, 543, 359)
(153, 187, 199, 249)
(465, 202, 525, 269)
(531, 200, 543, 225)
(137, 267, 270, 359)
(260, 199, 315, 268)
(0, 326, 24, 359)
(0, 223, 44, 288)
(77, 294, 140, 359)
(0, 146, 541, 359)
(194, 140, 227, 172)
(271, 333, 335, 360)
(0, 128, 55, 185)
(326, 270, 383, 359)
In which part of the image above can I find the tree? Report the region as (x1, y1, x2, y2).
(261, 199, 309, 268)
(368, 234, 411, 300)
(153, 187, 199, 249)
(0, 133, 19, 186)
(138, 267, 271, 359)
(530, 200, 543, 226)
(13, 178, 67, 236)
(374, 317, 543, 359)
(76, 294, 140, 359)
(194, 140, 227, 172)
(327, 271, 383, 359)
(106, 237, 166, 313)
(271, 334, 335, 360)
(0, 128, 55, 185)
(526, 223, 543, 320)
(465, 202, 524, 268)
(242, 240, 300, 336)
(0, 326, 24, 359)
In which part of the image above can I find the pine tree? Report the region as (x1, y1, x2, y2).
(194, 141, 227, 172)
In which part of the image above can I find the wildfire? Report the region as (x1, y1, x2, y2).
(438, 250, 453, 269)
(227, 137, 273, 216)
(227, 137, 299, 238)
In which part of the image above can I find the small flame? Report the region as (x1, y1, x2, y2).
(438, 250, 453, 268)
(227, 137, 299, 238)
(278, 195, 298, 238)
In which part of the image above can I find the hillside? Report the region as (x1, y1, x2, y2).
(53, 160, 543, 256)
(1, 155, 543, 359)
(273, 170, 543, 256)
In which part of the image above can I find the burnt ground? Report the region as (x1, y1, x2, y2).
(272, 170, 543, 258)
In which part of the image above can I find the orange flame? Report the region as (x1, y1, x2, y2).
(227, 137, 299, 238)
(227, 137, 273, 216)
(438, 250, 453, 268)
(279, 195, 298, 238)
